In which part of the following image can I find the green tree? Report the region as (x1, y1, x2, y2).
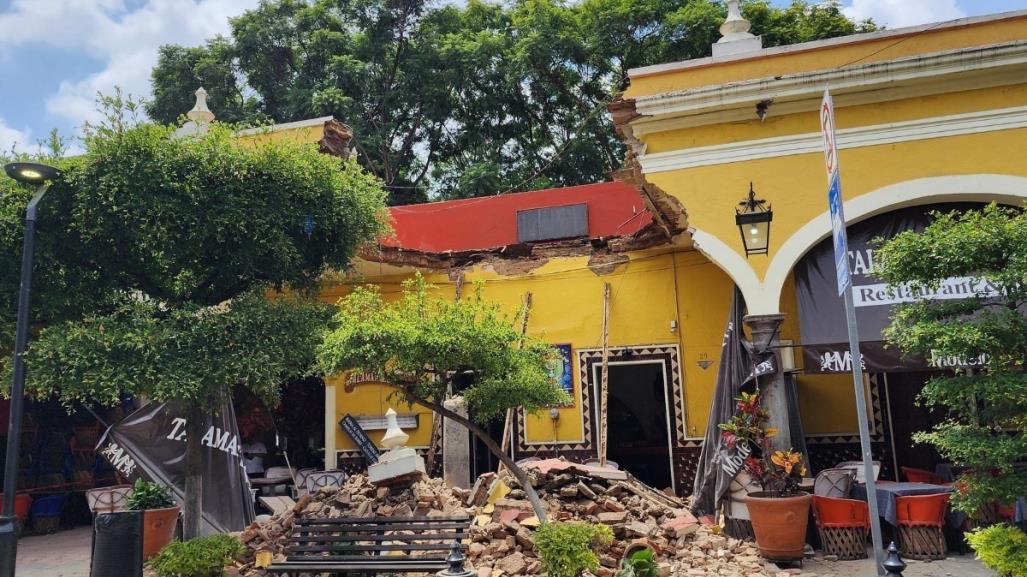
(876, 204, 1027, 514)
(147, 0, 873, 202)
(1, 107, 387, 537)
(316, 276, 568, 520)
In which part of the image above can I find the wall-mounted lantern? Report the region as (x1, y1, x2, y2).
(735, 183, 772, 257)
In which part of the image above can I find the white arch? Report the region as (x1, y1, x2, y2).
(762, 174, 1027, 311)
(688, 229, 768, 313)
(689, 175, 1027, 315)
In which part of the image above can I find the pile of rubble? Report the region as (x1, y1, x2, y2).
(231, 459, 775, 577)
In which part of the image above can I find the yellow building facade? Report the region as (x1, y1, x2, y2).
(317, 9, 1027, 493)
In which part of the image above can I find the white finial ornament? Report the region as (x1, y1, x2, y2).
(380, 408, 410, 450)
(713, 0, 763, 57)
(187, 87, 215, 124)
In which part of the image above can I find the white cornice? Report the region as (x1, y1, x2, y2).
(628, 10, 1027, 79)
(639, 104, 1027, 173)
(235, 116, 335, 137)
(629, 41, 1027, 136)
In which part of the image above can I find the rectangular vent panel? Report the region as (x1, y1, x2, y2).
(516, 203, 588, 243)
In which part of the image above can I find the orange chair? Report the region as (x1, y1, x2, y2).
(813, 496, 870, 560)
(895, 493, 950, 560)
(901, 466, 947, 485)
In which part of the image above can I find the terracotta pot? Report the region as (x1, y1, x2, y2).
(142, 506, 180, 560)
(745, 491, 811, 561)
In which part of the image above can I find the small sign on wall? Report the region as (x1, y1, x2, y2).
(551, 344, 574, 406)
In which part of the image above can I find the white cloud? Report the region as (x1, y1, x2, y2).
(843, 0, 967, 28)
(0, 0, 259, 130)
(0, 117, 32, 154)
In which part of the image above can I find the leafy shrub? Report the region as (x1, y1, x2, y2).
(616, 548, 658, 577)
(966, 524, 1027, 577)
(535, 522, 613, 577)
(126, 478, 175, 511)
(150, 534, 244, 577)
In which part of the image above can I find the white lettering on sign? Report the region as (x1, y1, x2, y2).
(719, 441, 752, 478)
(165, 417, 241, 457)
(818, 349, 866, 372)
(929, 350, 989, 369)
(853, 277, 999, 307)
(100, 441, 137, 477)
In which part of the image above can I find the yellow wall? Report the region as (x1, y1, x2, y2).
(644, 90, 1027, 281)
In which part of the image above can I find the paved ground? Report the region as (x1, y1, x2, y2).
(787, 553, 994, 577)
(15, 526, 92, 577)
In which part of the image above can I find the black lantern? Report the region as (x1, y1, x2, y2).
(735, 183, 772, 257)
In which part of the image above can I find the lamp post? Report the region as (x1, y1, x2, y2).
(735, 183, 772, 257)
(0, 161, 61, 577)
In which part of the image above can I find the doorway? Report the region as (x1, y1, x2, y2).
(592, 361, 674, 491)
(885, 371, 946, 476)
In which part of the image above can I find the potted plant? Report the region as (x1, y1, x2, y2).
(127, 478, 181, 560)
(720, 391, 810, 561)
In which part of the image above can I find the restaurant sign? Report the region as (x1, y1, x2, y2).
(796, 202, 992, 373)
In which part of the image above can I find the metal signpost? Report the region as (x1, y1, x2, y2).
(820, 89, 886, 575)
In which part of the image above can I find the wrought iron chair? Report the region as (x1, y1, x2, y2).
(306, 470, 349, 493)
(814, 468, 856, 498)
(837, 460, 881, 484)
(896, 493, 950, 560)
(812, 496, 870, 560)
(85, 484, 133, 514)
(291, 468, 317, 499)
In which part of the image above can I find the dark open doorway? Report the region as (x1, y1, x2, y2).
(593, 361, 673, 491)
(885, 371, 946, 478)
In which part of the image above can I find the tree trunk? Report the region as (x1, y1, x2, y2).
(183, 404, 205, 539)
(409, 396, 548, 523)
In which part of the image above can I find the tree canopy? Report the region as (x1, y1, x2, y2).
(876, 204, 1027, 514)
(0, 108, 388, 410)
(147, 0, 874, 203)
(316, 275, 567, 518)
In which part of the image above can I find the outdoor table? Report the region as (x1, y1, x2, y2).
(249, 476, 293, 497)
(850, 481, 953, 527)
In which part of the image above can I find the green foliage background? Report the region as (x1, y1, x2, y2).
(876, 204, 1027, 514)
(965, 524, 1027, 577)
(147, 0, 874, 203)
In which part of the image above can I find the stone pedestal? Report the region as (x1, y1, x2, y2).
(743, 313, 790, 453)
(442, 397, 471, 489)
(368, 446, 426, 486)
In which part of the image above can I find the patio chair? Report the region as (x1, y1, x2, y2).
(837, 460, 881, 484)
(814, 468, 856, 498)
(896, 493, 950, 560)
(812, 496, 870, 560)
(85, 484, 133, 514)
(291, 468, 317, 499)
(901, 466, 947, 485)
(306, 470, 348, 493)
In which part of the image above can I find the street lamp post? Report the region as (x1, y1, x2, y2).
(0, 161, 61, 577)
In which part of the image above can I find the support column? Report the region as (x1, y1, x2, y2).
(743, 313, 791, 453)
(442, 397, 471, 489)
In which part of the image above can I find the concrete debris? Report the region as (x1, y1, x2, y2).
(229, 458, 795, 577)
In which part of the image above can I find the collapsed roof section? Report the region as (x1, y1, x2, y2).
(362, 180, 687, 273)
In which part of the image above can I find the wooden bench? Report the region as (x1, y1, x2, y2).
(267, 516, 471, 576)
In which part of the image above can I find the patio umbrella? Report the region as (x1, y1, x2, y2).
(96, 399, 255, 534)
(691, 288, 752, 517)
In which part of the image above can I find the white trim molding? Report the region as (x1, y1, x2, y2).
(690, 175, 1027, 315)
(640, 104, 1027, 173)
(630, 40, 1027, 136)
(628, 10, 1027, 79)
(235, 116, 335, 137)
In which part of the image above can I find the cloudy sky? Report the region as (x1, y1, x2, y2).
(0, 0, 1024, 153)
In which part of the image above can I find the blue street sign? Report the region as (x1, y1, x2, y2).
(828, 173, 850, 296)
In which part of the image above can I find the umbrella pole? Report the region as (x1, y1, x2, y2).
(599, 283, 611, 467)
